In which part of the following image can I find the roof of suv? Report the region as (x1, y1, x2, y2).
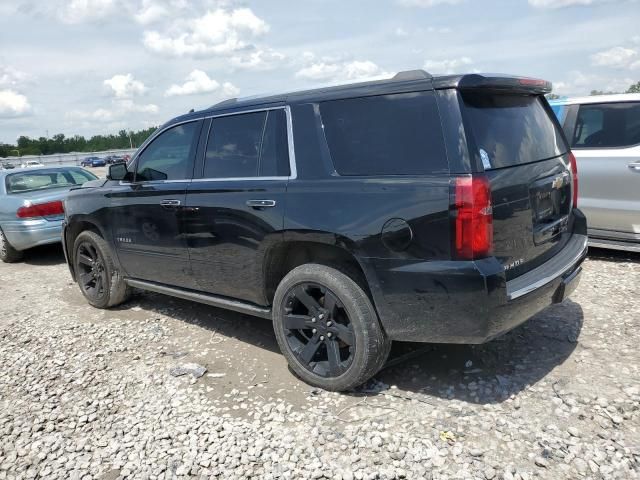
(549, 93, 640, 106)
(169, 70, 552, 125)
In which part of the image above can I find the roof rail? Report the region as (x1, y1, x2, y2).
(393, 70, 432, 81)
(211, 97, 238, 108)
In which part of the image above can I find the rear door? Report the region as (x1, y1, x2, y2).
(459, 90, 574, 279)
(110, 120, 202, 288)
(568, 101, 640, 235)
(184, 108, 292, 305)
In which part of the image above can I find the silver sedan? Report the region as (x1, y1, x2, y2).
(0, 166, 98, 262)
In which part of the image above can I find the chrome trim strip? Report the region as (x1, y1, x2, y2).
(507, 234, 588, 301)
(124, 278, 272, 319)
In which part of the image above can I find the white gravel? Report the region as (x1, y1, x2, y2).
(0, 245, 638, 479)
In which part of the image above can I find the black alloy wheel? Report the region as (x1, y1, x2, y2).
(76, 240, 108, 301)
(282, 282, 356, 378)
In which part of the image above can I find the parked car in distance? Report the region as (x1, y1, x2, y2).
(0, 166, 98, 262)
(63, 70, 587, 391)
(105, 155, 127, 165)
(80, 156, 106, 167)
(1, 161, 16, 170)
(21, 160, 45, 168)
(550, 93, 640, 252)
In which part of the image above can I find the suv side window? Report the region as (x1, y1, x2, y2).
(573, 102, 640, 148)
(204, 109, 290, 178)
(135, 122, 199, 182)
(319, 91, 448, 176)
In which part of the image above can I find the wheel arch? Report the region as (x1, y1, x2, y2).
(64, 217, 110, 278)
(262, 235, 374, 307)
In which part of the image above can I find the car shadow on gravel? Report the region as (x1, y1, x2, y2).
(118, 291, 282, 354)
(21, 244, 66, 266)
(371, 300, 584, 404)
(587, 246, 640, 263)
(122, 289, 584, 404)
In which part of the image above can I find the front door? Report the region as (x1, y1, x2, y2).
(184, 108, 291, 305)
(110, 120, 202, 288)
(570, 101, 640, 235)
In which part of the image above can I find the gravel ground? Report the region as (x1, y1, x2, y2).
(0, 245, 638, 479)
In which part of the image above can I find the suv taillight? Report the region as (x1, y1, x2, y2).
(451, 176, 493, 260)
(17, 200, 64, 219)
(568, 151, 578, 208)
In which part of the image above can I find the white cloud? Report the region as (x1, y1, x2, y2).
(230, 48, 285, 70)
(398, 0, 461, 6)
(165, 70, 239, 97)
(394, 27, 409, 37)
(134, 0, 169, 25)
(0, 66, 29, 87)
(60, 0, 117, 24)
(0, 90, 32, 118)
(295, 59, 390, 84)
(528, 0, 631, 7)
(591, 46, 640, 69)
(104, 74, 147, 98)
(552, 71, 635, 95)
(143, 8, 269, 57)
(67, 99, 158, 122)
(423, 56, 472, 73)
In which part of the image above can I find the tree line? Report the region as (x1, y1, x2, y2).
(0, 127, 158, 158)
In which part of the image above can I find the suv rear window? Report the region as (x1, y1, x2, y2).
(319, 91, 448, 176)
(461, 93, 567, 170)
(572, 102, 640, 148)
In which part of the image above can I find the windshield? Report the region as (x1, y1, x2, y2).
(461, 92, 568, 170)
(5, 168, 98, 194)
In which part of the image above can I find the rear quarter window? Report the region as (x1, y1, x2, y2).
(319, 91, 449, 176)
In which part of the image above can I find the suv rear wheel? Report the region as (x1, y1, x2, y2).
(0, 227, 23, 263)
(273, 264, 390, 391)
(73, 231, 130, 309)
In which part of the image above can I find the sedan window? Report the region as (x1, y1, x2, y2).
(5, 168, 97, 194)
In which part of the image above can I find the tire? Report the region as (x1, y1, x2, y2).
(73, 231, 130, 309)
(272, 263, 390, 391)
(0, 227, 24, 263)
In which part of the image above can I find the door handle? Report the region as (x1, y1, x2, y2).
(246, 199, 276, 208)
(160, 199, 181, 209)
(628, 162, 640, 172)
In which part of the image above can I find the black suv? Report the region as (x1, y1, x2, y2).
(63, 70, 587, 391)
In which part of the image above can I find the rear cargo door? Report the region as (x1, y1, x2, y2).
(460, 91, 574, 280)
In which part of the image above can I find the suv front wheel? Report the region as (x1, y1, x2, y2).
(73, 231, 130, 309)
(273, 264, 390, 391)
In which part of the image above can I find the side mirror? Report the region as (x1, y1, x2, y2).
(107, 163, 128, 181)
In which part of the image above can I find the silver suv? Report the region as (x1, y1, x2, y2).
(550, 94, 640, 252)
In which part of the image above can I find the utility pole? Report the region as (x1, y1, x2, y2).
(128, 131, 133, 149)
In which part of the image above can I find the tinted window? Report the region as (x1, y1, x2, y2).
(320, 91, 448, 176)
(260, 109, 290, 176)
(5, 168, 97, 193)
(572, 102, 640, 148)
(461, 93, 567, 169)
(203, 110, 290, 178)
(135, 122, 199, 182)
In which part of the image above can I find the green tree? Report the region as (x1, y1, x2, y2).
(627, 81, 640, 93)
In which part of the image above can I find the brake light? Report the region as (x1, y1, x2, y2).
(17, 200, 64, 219)
(518, 78, 547, 87)
(568, 151, 578, 208)
(452, 176, 493, 260)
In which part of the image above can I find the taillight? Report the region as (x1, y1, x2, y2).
(452, 176, 493, 260)
(17, 200, 64, 219)
(568, 151, 578, 208)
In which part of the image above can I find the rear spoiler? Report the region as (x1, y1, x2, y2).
(451, 74, 552, 95)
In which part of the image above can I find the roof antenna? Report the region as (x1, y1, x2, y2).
(188, 108, 195, 113)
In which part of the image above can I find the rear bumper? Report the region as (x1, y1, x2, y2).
(363, 233, 588, 343)
(2, 219, 63, 251)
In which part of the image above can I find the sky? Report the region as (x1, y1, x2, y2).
(0, 0, 639, 144)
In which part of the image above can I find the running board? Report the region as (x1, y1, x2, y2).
(124, 279, 272, 319)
